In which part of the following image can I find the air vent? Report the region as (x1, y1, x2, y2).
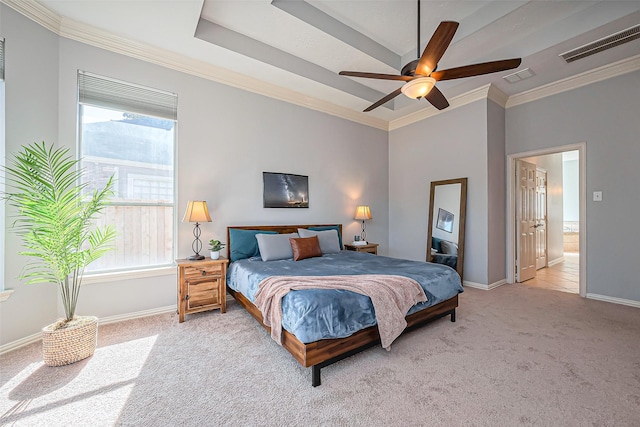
(560, 25, 640, 63)
(503, 68, 534, 84)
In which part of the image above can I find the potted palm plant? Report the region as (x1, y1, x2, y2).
(2, 142, 116, 366)
(208, 239, 225, 260)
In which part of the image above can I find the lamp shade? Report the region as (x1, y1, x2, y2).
(354, 205, 372, 221)
(401, 76, 436, 99)
(182, 200, 212, 223)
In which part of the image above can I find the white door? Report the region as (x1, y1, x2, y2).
(535, 169, 548, 270)
(516, 160, 537, 282)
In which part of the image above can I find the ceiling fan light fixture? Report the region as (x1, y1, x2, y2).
(401, 77, 436, 99)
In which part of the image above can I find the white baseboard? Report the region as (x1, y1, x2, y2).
(464, 279, 508, 290)
(99, 305, 177, 326)
(0, 305, 177, 355)
(548, 257, 565, 267)
(586, 293, 640, 309)
(0, 331, 42, 355)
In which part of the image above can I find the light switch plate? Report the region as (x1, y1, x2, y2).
(593, 191, 603, 202)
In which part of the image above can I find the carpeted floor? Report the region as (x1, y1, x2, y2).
(1, 284, 639, 426)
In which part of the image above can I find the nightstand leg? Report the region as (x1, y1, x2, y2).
(179, 298, 185, 323)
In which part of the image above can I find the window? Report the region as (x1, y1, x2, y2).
(78, 71, 177, 273)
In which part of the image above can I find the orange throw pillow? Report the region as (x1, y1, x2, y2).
(290, 236, 322, 261)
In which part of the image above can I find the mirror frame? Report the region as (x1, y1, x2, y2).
(426, 177, 468, 281)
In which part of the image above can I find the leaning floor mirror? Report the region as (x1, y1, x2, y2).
(426, 177, 468, 282)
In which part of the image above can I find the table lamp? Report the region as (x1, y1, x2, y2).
(354, 205, 372, 243)
(182, 200, 212, 260)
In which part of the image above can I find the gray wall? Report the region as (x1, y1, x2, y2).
(389, 100, 489, 285)
(487, 100, 506, 285)
(506, 70, 640, 301)
(1, 5, 389, 346)
(1, 6, 59, 345)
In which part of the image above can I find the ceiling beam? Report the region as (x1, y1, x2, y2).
(271, 0, 400, 70)
(194, 17, 391, 108)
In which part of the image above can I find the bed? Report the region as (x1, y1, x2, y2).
(431, 237, 459, 270)
(226, 224, 463, 386)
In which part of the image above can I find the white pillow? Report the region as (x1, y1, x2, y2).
(440, 240, 458, 256)
(297, 228, 341, 254)
(256, 233, 298, 261)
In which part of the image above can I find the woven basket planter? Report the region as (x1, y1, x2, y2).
(42, 316, 98, 367)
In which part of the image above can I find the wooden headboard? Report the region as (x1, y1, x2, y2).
(226, 224, 342, 261)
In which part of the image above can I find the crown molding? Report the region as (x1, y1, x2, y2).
(487, 84, 509, 107)
(2, 1, 388, 131)
(506, 54, 640, 108)
(1, 0, 60, 33)
(388, 84, 493, 131)
(61, 18, 389, 131)
(3, 0, 638, 131)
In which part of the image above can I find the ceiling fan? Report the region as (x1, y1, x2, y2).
(339, 2, 521, 112)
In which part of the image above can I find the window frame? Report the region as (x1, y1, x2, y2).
(77, 71, 178, 276)
(0, 37, 7, 296)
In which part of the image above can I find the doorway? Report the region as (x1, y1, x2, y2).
(506, 143, 586, 297)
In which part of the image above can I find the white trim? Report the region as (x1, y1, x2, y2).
(2, 0, 387, 131)
(0, 305, 177, 355)
(99, 305, 176, 326)
(389, 85, 494, 131)
(506, 54, 640, 108)
(0, 331, 41, 355)
(4, 0, 640, 131)
(1, 0, 60, 34)
(586, 293, 640, 309)
(547, 256, 565, 267)
(0, 289, 14, 302)
(463, 279, 508, 290)
(506, 143, 586, 297)
(487, 85, 509, 107)
(82, 266, 175, 285)
(66, 16, 390, 131)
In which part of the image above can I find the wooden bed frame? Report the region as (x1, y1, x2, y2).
(226, 224, 458, 386)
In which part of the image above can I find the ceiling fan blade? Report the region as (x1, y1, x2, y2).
(431, 58, 522, 81)
(415, 21, 459, 76)
(339, 71, 413, 81)
(424, 86, 449, 110)
(363, 87, 403, 112)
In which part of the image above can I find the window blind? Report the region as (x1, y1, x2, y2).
(0, 38, 5, 81)
(78, 71, 177, 120)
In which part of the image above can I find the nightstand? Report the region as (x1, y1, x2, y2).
(176, 257, 229, 323)
(344, 243, 379, 255)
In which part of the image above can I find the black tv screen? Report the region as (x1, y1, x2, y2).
(263, 172, 309, 208)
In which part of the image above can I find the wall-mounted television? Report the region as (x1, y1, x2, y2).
(263, 172, 309, 208)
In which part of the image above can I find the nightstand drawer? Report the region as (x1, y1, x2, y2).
(344, 243, 379, 255)
(187, 280, 220, 309)
(184, 264, 222, 279)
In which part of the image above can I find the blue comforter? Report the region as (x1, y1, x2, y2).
(227, 250, 463, 343)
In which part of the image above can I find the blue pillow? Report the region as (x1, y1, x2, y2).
(229, 229, 277, 262)
(308, 225, 343, 249)
(431, 237, 443, 253)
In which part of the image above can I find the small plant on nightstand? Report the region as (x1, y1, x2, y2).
(208, 239, 226, 260)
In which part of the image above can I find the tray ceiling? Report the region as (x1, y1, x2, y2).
(19, 0, 640, 124)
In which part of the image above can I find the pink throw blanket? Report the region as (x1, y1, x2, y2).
(254, 274, 427, 350)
